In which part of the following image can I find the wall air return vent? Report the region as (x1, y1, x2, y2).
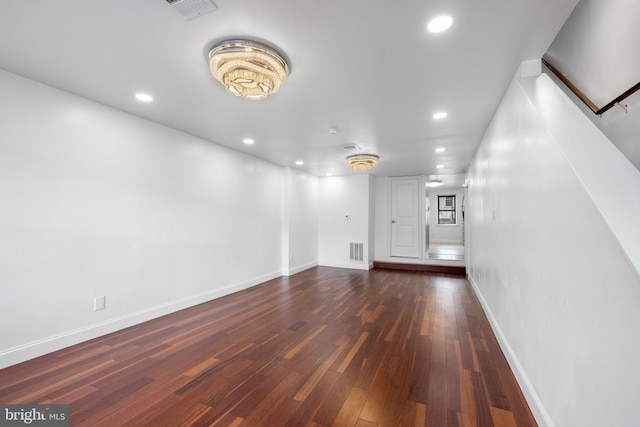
(166, 0, 217, 19)
(350, 242, 364, 263)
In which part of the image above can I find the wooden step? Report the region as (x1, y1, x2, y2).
(374, 261, 466, 276)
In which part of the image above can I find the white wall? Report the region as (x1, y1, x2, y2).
(594, 89, 640, 171)
(467, 71, 640, 427)
(544, 69, 640, 172)
(544, 0, 640, 107)
(428, 188, 464, 244)
(282, 167, 318, 275)
(0, 70, 320, 368)
(541, 0, 640, 171)
(317, 175, 373, 270)
(373, 176, 390, 259)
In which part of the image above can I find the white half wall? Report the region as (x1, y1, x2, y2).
(0, 70, 297, 368)
(317, 175, 374, 270)
(467, 71, 640, 427)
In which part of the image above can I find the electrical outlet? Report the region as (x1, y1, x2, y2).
(94, 296, 106, 311)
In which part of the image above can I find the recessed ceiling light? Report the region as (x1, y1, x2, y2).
(436, 164, 445, 169)
(433, 111, 448, 119)
(295, 160, 304, 165)
(135, 93, 153, 102)
(243, 138, 254, 145)
(435, 147, 446, 153)
(427, 15, 453, 33)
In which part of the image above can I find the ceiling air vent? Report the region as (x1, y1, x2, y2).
(166, 0, 217, 19)
(341, 144, 361, 151)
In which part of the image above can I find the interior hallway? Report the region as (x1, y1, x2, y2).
(427, 243, 465, 262)
(0, 267, 534, 426)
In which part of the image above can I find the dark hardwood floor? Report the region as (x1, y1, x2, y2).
(0, 267, 536, 426)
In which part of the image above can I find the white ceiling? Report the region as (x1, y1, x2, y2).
(0, 0, 578, 181)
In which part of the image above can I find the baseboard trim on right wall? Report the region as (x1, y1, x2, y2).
(468, 274, 554, 427)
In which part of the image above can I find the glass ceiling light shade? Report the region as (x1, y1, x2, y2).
(208, 40, 289, 100)
(346, 154, 379, 171)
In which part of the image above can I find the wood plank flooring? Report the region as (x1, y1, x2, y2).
(427, 243, 465, 261)
(0, 267, 537, 426)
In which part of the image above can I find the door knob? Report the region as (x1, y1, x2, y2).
(391, 220, 397, 223)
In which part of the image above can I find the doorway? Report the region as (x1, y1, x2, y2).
(389, 177, 421, 258)
(425, 186, 465, 261)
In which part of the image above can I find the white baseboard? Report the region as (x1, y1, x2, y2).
(317, 261, 371, 271)
(0, 270, 282, 369)
(284, 261, 318, 276)
(467, 275, 555, 427)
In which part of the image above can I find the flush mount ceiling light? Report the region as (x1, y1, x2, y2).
(208, 39, 289, 100)
(346, 154, 379, 171)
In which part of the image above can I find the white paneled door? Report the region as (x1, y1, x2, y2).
(390, 177, 420, 258)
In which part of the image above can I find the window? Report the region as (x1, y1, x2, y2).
(438, 195, 456, 225)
